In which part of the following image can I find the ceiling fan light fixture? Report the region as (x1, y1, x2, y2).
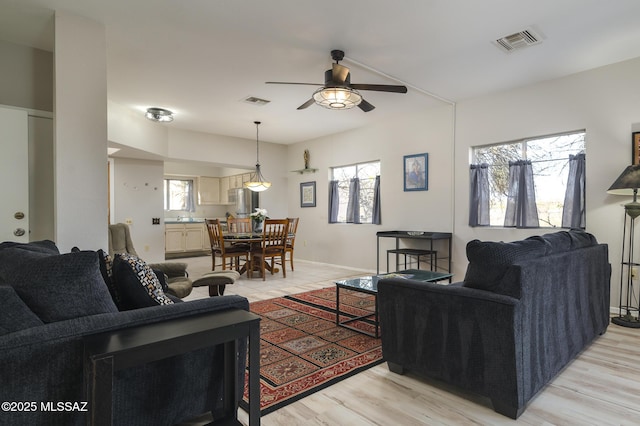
(244, 121, 271, 192)
(313, 87, 362, 110)
(145, 107, 174, 122)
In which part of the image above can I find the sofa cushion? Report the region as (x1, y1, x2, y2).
(0, 239, 59, 255)
(0, 285, 44, 335)
(531, 230, 598, 255)
(0, 241, 60, 285)
(463, 237, 548, 296)
(112, 253, 174, 310)
(7, 251, 118, 323)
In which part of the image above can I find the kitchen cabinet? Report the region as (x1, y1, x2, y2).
(242, 173, 252, 186)
(198, 176, 220, 205)
(228, 175, 239, 189)
(219, 176, 230, 204)
(165, 223, 205, 253)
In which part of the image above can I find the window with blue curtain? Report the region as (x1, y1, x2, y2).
(329, 160, 381, 224)
(470, 131, 585, 228)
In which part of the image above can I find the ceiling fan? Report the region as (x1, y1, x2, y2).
(266, 50, 408, 112)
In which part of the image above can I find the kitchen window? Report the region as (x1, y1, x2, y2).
(329, 160, 381, 224)
(164, 178, 195, 212)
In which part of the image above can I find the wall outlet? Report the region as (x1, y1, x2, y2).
(125, 218, 133, 225)
(632, 267, 638, 280)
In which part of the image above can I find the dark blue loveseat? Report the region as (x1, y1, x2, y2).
(378, 231, 610, 418)
(0, 240, 249, 425)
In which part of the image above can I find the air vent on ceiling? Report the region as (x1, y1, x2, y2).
(243, 96, 271, 106)
(495, 29, 542, 53)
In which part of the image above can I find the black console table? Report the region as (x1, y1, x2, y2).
(376, 231, 452, 276)
(83, 308, 261, 426)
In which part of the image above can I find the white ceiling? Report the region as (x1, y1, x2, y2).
(3, 0, 640, 145)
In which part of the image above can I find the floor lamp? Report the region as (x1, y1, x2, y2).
(608, 164, 640, 327)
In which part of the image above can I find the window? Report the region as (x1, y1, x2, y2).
(471, 130, 585, 228)
(330, 160, 380, 224)
(164, 178, 195, 212)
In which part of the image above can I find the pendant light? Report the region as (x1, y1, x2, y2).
(244, 121, 271, 192)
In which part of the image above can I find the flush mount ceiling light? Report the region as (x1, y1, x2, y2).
(145, 107, 174, 122)
(313, 86, 362, 110)
(244, 121, 271, 192)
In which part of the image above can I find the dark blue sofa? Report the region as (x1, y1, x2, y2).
(0, 240, 249, 425)
(378, 231, 610, 418)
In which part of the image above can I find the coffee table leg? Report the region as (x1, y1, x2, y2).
(374, 294, 379, 338)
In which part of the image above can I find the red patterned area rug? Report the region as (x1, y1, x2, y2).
(240, 286, 383, 416)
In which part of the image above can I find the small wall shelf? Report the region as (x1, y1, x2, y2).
(291, 168, 318, 174)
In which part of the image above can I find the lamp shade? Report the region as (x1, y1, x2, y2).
(313, 87, 362, 110)
(607, 165, 640, 195)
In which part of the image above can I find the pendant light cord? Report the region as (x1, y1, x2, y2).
(255, 121, 261, 166)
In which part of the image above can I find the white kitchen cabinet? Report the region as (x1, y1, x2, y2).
(165, 223, 204, 253)
(228, 175, 239, 189)
(198, 176, 220, 205)
(219, 176, 230, 204)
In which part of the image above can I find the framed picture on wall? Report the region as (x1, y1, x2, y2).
(633, 132, 640, 165)
(404, 153, 428, 191)
(300, 181, 316, 207)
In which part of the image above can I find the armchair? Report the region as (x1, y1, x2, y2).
(108, 223, 192, 298)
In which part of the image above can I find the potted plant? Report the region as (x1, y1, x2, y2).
(250, 208, 268, 232)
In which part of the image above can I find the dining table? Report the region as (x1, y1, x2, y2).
(223, 232, 282, 276)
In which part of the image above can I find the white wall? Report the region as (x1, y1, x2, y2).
(112, 158, 165, 262)
(287, 104, 455, 272)
(453, 56, 640, 307)
(54, 11, 108, 252)
(0, 40, 53, 112)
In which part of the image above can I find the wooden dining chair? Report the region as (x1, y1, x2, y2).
(205, 219, 249, 271)
(226, 217, 252, 251)
(284, 217, 299, 271)
(227, 217, 252, 233)
(248, 218, 289, 280)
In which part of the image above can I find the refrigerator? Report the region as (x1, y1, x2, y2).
(229, 188, 259, 218)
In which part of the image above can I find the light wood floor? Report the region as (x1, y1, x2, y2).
(178, 255, 640, 426)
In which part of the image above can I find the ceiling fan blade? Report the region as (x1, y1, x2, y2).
(297, 98, 316, 110)
(332, 64, 350, 85)
(266, 81, 323, 86)
(350, 84, 408, 93)
(358, 99, 375, 112)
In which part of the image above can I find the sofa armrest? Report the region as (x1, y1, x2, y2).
(0, 296, 249, 425)
(378, 278, 521, 407)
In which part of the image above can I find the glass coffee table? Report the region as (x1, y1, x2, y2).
(335, 269, 453, 338)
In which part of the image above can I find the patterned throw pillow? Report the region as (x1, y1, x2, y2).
(97, 249, 123, 310)
(112, 253, 174, 310)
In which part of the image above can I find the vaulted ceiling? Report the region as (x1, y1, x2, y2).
(3, 0, 640, 144)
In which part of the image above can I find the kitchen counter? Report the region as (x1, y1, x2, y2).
(165, 218, 205, 224)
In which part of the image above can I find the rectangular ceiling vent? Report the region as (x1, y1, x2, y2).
(495, 29, 542, 53)
(243, 96, 271, 106)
